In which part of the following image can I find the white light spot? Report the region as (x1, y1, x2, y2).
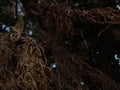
(114, 54, 120, 65)
(114, 54, 119, 60)
(19, 12, 25, 16)
(29, 30, 33, 36)
(18, 2, 23, 9)
(96, 51, 99, 54)
(116, 5, 120, 10)
(1, 24, 6, 29)
(18, 8, 21, 12)
(75, 3, 79, 7)
(81, 81, 85, 85)
(5, 27, 10, 32)
(38, 0, 41, 3)
(51, 63, 56, 68)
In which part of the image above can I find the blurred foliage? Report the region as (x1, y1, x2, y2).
(0, 0, 120, 84)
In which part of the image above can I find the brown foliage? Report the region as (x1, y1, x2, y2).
(0, 0, 120, 90)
